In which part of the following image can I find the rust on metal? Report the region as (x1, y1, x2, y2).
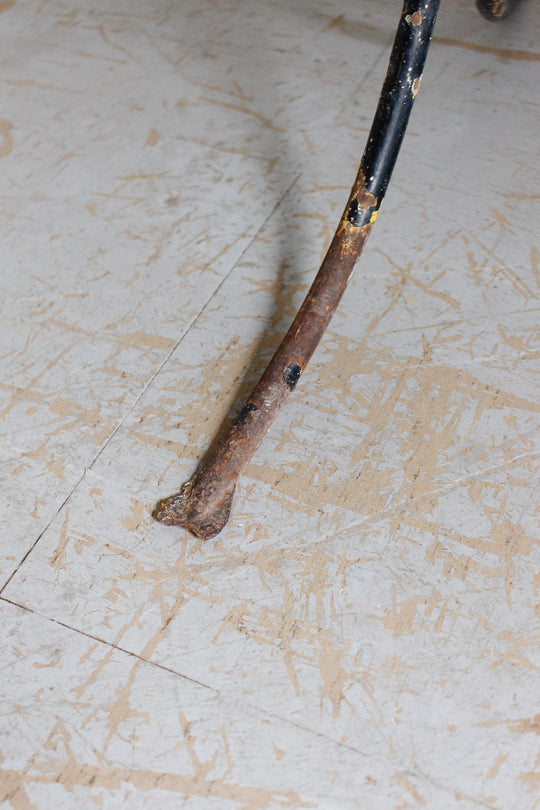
(154, 174, 376, 540)
(405, 11, 423, 26)
(476, 0, 519, 20)
(154, 0, 443, 539)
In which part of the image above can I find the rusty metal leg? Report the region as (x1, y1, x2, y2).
(154, 0, 441, 539)
(476, 0, 519, 21)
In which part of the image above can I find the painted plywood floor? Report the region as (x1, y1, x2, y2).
(1, 0, 539, 807)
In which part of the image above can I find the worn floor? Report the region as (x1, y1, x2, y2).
(1, 0, 540, 807)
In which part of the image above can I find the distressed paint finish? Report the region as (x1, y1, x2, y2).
(0, 0, 539, 808)
(155, 0, 441, 539)
(153, 185, 375, 539)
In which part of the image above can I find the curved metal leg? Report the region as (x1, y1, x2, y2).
(476, 0, 519, 21)
(154, 0, 442, 539)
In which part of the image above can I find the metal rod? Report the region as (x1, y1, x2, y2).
(154, 0, 441, 539)
(476, 0, 519, 21)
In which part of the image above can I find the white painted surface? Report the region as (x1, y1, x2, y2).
(1, 0, 539, 807)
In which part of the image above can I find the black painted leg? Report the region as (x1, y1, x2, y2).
(476, 0, 520, 21)
(154, 0, 442, 538)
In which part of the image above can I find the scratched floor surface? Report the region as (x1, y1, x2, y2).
(1, 0, 540, 807)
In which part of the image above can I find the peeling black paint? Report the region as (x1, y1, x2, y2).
(239, 401, 258, 419)
(347, 198, 377, 228)
(347, 198, 361, 226)
(283, 361, 302, 389)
